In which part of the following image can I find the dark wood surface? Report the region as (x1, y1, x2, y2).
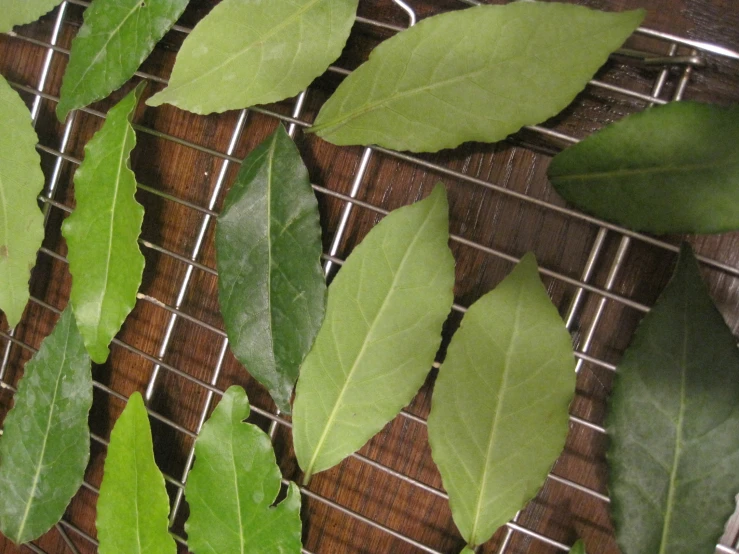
(1, 1, 738, 553)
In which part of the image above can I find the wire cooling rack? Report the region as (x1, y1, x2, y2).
(1, 0, 739, 553)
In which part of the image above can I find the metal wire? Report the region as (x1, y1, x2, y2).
(1, 2, 738, 554)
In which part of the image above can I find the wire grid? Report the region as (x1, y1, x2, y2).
(1, 0, 739, 553)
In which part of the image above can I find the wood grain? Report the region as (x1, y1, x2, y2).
(0, 1, 738, 553)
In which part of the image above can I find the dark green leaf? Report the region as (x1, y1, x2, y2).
(607, 243, 739, 554)
(62, 83, 146, 363)
(57, 0, 188, 121)
(0, 1, 62, 33)
(0, 75, 44, 328)
(548, 102, 739, 234)
(146, 0, 359, 114)
(96, 392, 176, 554)
(216, 126, 325, 414)
(427, 254, 575, 549)
(293, 184, 455, 481)
(0, 308, 92, 544)
(185, 386, 302, 554)
(310, 3, 643, 153)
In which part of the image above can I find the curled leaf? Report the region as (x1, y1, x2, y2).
(293, 184, 455, 482)
(0, 308, 92, 544)
(185, 386, 302, 554)
(217, 125, 325, 413)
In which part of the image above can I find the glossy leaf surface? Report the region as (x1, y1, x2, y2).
(57, 0, 188, 121)
(0, 1, 62, 33)
(0, 75, 44, 327)
(97, 392, 176, 554)
(185, 386, 302, 554)
(549, 102, 739, 234)
(217, 126, 325, 414)
(0, 308, 92, 544)
(147, 0, 359, 114)
(310, 3, 643, 152)
(607, 244, 739, 554)
(427, 254, 575, 549)
(293, 184, 455, 481)
(62, 83, 145, 363)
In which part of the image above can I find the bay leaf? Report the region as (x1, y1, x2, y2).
(0, 75, 45, 328)
(216, 125, 325, 414)
(96, 391, 176, 554)
(57, 0, 188, 121)
(0, 0, 62, 33)
(62, 83, 146, 363)
(0, 308, 92, 544)
(548, 102, 739, 234)
(607, 243, 739, 554)
(427, 253, 575, 550)
(310, 3, 644, 153)
(185, 386, 302, 554)
(146, 0, 359, 114)
(570, 539, 586, 554)
(292, 183, 455, 482)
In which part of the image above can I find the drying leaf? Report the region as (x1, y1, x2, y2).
(0, 75, 44, 328)
(185, 386, 302, 554)
(607, 243, 739, 554)
(146, 0, 359, 114)
(293, 184, 455, 481)
(0, 308, 92, 544)
(548, 102, 739, 234)
(0, 0, 62, 33)
(427, 253, 575, 550)
(310, 3, 644, 153)
(96, 392, 176, 554)
(570, 540, 586, 554)
(62, 83, 145, 363)
(216, 126, 325, 413)
(57, 0, 188, 121)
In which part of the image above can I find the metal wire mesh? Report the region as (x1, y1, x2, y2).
(1, 1, 739, 553)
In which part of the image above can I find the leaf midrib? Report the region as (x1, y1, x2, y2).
(303, 193, 441, 479)
(468, 282, 522, 546)
(552, 158, 737, 183)
(15, 321, 71, 542)
(158, 0, 325, 98)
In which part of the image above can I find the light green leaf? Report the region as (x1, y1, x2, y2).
(216, 126, 325, 414)
(607, 243, 739, 554)
(548, 102, 739, 234)
(0, 0, 62, 33)
(146, 0, 359, 114)
(62, 83, 145, 363)
(96, 392, 176, 554)
(0, 75, 44, 328)
(57, 0, 188, 121)
(0, 308, 92, 544)
(310, 3, 644, 153)
(570, 539, 587, 554)
(293, 183, 455, 482)
(427, 253, 575, 549)
(185, 386, 302, 554)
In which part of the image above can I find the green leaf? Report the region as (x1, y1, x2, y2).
(57, 0, 188, 121)
(216, 126, 325, 414)
(0, 75, 44, 328)
(146, 0, 359, 114)
(62, 83, 146, 363)
(548, 102, 739, 234)
(0, 0, 62, 33)
(607, 243, 739, 554)
(0, 308, 92, 544)
(96, 392, 176, 554)
(310, 3, 644, 153)
(185, 386, 302, 554)
(427, 253, 575, 549)
(570, 539, 587, 554)
(293, 183, 455, 481)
